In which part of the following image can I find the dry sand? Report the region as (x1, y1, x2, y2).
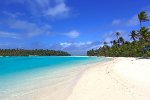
(67, 57, 150, 100)
(3, 57, 150, 100)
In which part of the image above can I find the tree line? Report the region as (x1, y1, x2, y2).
(87, 11, 150, 57)
(0, 49, 71, 56)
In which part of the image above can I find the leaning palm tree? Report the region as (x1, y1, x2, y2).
(138, 11, 150, 27)
(130, 30, 138, 41)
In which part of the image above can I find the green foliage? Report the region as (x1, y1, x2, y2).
(87, 40, 145, 57)
(130, 30, 138, 41)
(138, 11, 150, 27)
(87, 11, 150, 57)
(0, 49, 71, 56)
(147, 51, 150, 56)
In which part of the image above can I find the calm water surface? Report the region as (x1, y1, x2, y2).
(0, 56, 109, 100)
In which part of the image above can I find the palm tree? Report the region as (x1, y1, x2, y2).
(130, 30, 137, 41)
(115, 32, 121, 46)
(113, 40, 117, 46)
(119, 37, 124, 45)
(116, 32, 121, 40)
(138, 27, 150, 43)
(103, 42, 107, 46)
(87, 49, 95, 56)
(138, 11, 150, 27)
(110, 41, 113, 46)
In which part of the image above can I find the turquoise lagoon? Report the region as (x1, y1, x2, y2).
(0, 56, 109, 100)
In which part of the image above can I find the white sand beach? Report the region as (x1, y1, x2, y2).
(2, 57, 150, 100)
(67, 57, 150, 100)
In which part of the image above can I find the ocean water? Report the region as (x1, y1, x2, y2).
(0, 56, 109, 100)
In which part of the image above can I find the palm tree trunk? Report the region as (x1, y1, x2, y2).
(140, 21, 142, 28)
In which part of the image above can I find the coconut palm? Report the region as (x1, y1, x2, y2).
(103, 42, 107, 46)
(110, 41, 113, 46)
(138, 27, 150, 42)
(113, 40, 117, 46)
(116, 32, 121, 40)
(130, 30, 137, 41)
(87, 11, 150, 57)
(119, 37, 124, 45)
(138, 11, 150, 27)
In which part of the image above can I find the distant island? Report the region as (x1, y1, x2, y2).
(0, 49, 71, 56)
(87, 11, 150, 57)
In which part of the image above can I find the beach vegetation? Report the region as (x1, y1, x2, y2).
(0, 49, 71, 56)
(87, 11, 150, 57)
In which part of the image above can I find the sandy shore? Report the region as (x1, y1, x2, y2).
(67, 57, 150, 100)
(2, 57, 150, 100)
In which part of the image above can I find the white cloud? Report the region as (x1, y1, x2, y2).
(112, 15, 139, 27)
(74, 42, 92, 47)
(112, 5, 150, 27)
(45, 3, 69, 17)
(1, 17, 80, 39)
(0, 31, 20, 39)
(141, 5, 150, 14)
(0, 42, 26, 49)
(60, 42, 72, 48)
(0, 0, 71, 39)
(102, 30, 130, 45)
(126, 15, 139, 26)
(60, 41, 92, 48)
(112, 19, 122, 25)
(49, 41, 100, 55)
(34, 0, 50, 8)
(4, 0, 70, 18)
(2, 11, 23, 18)
(65, 30, 80, 38)
(102, 31, 116, 45)
(6, 19, 51, 37)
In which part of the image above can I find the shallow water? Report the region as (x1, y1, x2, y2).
(0, 56, 109, 100)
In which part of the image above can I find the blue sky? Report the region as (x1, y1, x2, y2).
(0, 0, 150, 55)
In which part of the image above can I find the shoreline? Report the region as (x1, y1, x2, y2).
(2, 57, 150, 100)
(65, 58, 112, 99)
(0, 57, 109, 100)
(67, 57, 150, 100)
